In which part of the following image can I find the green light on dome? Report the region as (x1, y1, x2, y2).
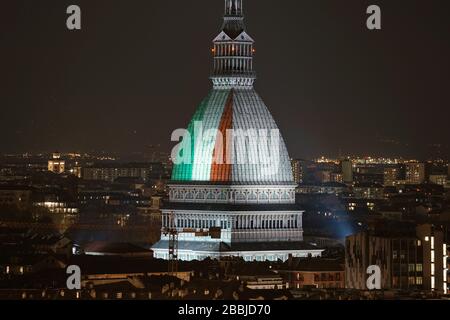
(171, 90, 229, 181)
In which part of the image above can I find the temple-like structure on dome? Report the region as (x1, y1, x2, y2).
(152, 0, 323, 261)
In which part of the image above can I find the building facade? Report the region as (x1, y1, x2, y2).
(82, 163, 162, 183)
(405, 162, 426, 184)
(0, 186, 32, 210)
(48, 152, 65, 174)
(291, 159, 303, 185)
(341, 159, 353, 184)
(152, 0, 323, 261)
(345, 224, 448, 294)
(383, 166, 399, 187)
(429, 174, 447, 186)
(275, 259, 345, 289)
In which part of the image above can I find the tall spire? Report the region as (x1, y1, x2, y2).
(225, 0, 243, 17)
(222, 0, 245, 39)
(211, 0, 255, 90)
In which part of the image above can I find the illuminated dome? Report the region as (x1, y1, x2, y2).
(171, 89, 294, 185)
(171, 0, 294, 186)
(152, 0, 319, 263)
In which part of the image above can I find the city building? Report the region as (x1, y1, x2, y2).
(341, 159, 353, 184)
(68, 162, 82, 178)
(33, 197, 78, 214)
(383, 166, 399, 187)
(352, 183, 385, 200)
(275, 258, 345, 289)
(353, 172, 384, 186)
(296, 182, 348, 195)
(330, 172, 344, 183)
(82, 162, 163, 183)
(345, 224, 447, 294)
(429, 174, 447, 186)
(291, 159, 303, 185)
(0, 186, 33, 210)
(314, 170, 332, 183)
(152, 0, 323, 262)
(48, 152, 65, 174)
(405, 162, 427, 184)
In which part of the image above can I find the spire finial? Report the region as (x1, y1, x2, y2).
(210, 0, 255, 89)
(225, 0, 243, 17)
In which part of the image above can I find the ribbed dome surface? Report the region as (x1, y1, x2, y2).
(171, 88, 294, 185)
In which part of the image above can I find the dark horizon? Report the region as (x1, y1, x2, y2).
(1, 0, 450, 160)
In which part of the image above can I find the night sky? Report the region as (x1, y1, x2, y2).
(1, 0, 449, 160)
